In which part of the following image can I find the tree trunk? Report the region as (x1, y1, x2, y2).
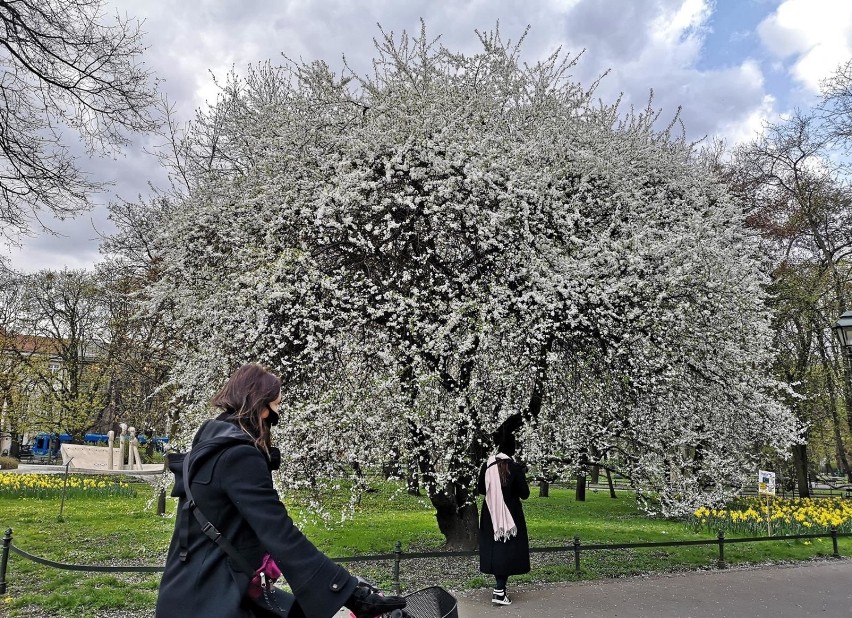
(525, 337, 553, 422)
(605, 467, 617, 499)
(539, 479, 549, 497)
(575, 474, 586, 501)
(383, 445, 403, 479)
(411, 405, 478, 547)
(590, 465, 600, 485)
(791, 443, 810, 499)
(837, 440, 852, 484)
(817, 341, 852, 483)
(351, 460, 376, 494)
(576, 446, 590, 501)
(431, 482, 479, 549)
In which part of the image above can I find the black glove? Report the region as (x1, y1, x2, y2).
(345, 584, 407, 618)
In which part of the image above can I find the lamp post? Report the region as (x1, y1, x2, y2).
(832, 311, 852, 358)
(832, 311, 852, 483)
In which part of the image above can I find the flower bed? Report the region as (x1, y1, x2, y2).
(0, 473, 136, 499)
(689, 496, 852, 535)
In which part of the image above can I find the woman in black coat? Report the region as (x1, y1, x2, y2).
(155, 363, 405, 618)
(477, 433, 530, 607)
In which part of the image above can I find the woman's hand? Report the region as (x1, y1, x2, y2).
(344, 583, 407, 618)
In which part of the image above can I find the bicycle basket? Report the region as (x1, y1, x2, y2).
(401, 586, 458, 618)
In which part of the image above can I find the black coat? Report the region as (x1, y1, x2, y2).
(155, 420, 358, 618)
(477, 458, 530, 576)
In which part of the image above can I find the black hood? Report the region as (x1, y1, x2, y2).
(196, 418, 280, 469)
(192, 419, 254, 447)
(166, 420, 256, 499)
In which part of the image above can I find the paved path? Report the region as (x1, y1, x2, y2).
(454, 559, 852, 617)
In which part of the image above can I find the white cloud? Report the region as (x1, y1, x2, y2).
(5, 0, 803, 271)
(717, 93, 777, 146)
(757, 0, 852, 92)
(5, 212, 111, 273)
(650, 0, 712, 52)
(563, 0, 774, 145)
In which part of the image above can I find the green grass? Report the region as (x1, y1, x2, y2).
(1, 478, 850, 617)
(1, 478, 175, 617)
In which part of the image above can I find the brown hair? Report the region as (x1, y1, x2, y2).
(495, 431, 516, 486)
(497, 459, 512, 486)
(211, 363, 281, 454)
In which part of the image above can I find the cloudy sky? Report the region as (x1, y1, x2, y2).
(5, 0, 852, 272)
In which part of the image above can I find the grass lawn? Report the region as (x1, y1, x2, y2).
(1, 475, 850, 618)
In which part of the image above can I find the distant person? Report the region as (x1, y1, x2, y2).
(155, 362, 406, 618)
(477, 431, 530, 606)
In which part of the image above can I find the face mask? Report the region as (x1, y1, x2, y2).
(265, 407, 280, 427)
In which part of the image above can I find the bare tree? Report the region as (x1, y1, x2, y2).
(12, 269, 111, 442)
(730, 111, 852, 488)
(819, 59, 852, 145)
(0, 270, 30, 454)
(95, 258, 176, 438)
(0, 0, 158, 241)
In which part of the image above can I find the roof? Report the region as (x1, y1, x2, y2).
(0, 329, 62, 356)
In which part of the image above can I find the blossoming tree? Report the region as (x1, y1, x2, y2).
(133, 25, 799, 547)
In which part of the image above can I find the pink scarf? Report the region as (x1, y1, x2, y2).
(485, 453, 517, 542)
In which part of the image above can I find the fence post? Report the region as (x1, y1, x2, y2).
(57, 458, 73, 522)
(572, 535, 581, 575)
(157, 489, 166, 516)
(831, 526, 840, 558)
(0, 528, 11, 594)
(717, 530, 726, 569)
(392, 541, 402, 595)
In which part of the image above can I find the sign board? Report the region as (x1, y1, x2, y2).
(758, 470, 776, 496)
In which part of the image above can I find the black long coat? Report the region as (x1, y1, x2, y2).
(155, 420, 358, 618)
(477, 458, 531, 576)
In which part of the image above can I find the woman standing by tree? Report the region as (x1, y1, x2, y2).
(478, 431, 530, 606)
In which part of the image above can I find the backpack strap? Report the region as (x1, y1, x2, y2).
(177, 438, 257, 577)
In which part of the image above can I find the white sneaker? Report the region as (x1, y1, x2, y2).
(492, 589, 512, 606)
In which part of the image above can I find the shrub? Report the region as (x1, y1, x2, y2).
(0, 456, 19, 470)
